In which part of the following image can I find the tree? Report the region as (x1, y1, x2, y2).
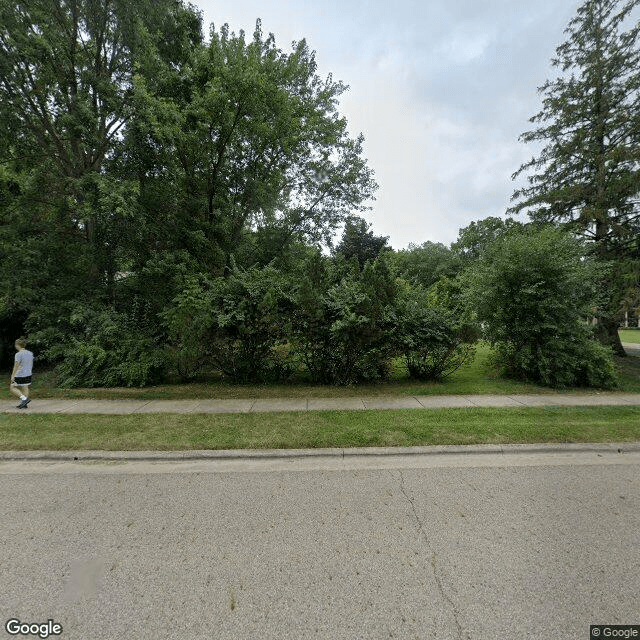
(387, 240, 459, 288)
(128, 21, 377, 273)
(0, 0, 202, 291)
(465, 227, 618, 388)
(451, 216, 524, 263)
(333, 217, 389, 268)
(508, 0, 640, 355)
(0, 0, 204, 377)
(0, 5, 379, 385)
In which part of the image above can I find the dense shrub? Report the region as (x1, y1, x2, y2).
(162, 265, 294, 383)
(292, 253, 397, 384)
(208, 265, 294, 383)
(465, 227, 618, 389)
(494, 326, 618, 388)
(160, 273, 216, 380)
(51, 305, 168, 387)
(396, 283, 477, 381)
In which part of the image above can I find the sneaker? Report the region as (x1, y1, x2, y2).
(17, 398, 30, 409)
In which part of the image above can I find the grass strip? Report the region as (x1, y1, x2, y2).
(619, 329, 640, 344)
(1, 406, 639, 451)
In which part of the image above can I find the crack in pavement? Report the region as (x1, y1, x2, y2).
(392, 469, 469, 640)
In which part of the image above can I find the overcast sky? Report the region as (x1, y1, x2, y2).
(194, 0, 584, 249)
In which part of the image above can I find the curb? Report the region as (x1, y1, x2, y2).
(1, 442, 640, 462)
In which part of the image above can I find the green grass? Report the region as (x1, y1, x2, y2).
(29, 342, 640, 400)
(619, 329, 640, 344)
(5, 341, 638, 452)
(1, 406, 639, 451)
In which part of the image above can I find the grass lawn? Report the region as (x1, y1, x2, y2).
(619, 328, 640, 344)
(1, 406, 639, 451)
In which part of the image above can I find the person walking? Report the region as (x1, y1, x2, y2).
(10, 338, 33, 409)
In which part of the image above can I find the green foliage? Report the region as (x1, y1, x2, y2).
(160, 273, 215, 380)
(388, 241, 460, 288)
(451, 217, 524, 263)
(509, 0, 640, 246)
(292, 253, 397, 384)
(508, 0, 640, 353)
(334, 217, 390, 268)
(162, 265, 294, 383)
(465, 226, 618, 388)
(208, 265, 295, 383)
(52, 306, 168, 388)
(396, 283, 478, 381)
(0, 2, 380, 387)
(493, 328, 619, 388)
(129, 20, 377, 268)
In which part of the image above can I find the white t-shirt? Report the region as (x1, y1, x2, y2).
(15, 350, 34, 377)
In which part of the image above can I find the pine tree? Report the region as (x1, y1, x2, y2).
(509, 0, 640, 355)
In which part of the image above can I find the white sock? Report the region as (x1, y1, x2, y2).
(20, 395, 26, 401)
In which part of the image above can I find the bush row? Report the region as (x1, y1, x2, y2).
(41, 254, 477, 387)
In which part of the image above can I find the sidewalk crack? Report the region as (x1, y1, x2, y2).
(391, 470, 468, 640)
(135, 400, 153, 413)
(508, 395, 528, 406)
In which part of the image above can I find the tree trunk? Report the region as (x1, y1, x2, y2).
(594, 315, 626, 357)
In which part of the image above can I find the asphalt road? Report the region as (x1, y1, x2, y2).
(1, 449, 639, 640)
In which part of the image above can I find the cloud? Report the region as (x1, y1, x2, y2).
(434, 28, 495, 65)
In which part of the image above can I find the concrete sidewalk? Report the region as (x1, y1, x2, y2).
(3, 392, 640, 414)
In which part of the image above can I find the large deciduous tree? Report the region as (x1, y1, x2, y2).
(451, 216, 524, 263)
(508, 0, 640, 355)
(128, 21, 377, 273)
(0, 0, 202, 293)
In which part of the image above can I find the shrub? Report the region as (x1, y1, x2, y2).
(162, 264, 294, 383)
(465, 226, 618, 389)
(211, 265, 295, 383)
(52, 306, 168, 387)
(494, 325, 618, 389)
(160, 273, 216, 380)
(292, 254, 397, 384)
(396, 284, 477, 381)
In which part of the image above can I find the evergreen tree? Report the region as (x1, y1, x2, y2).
(508, 0, 640, 355)
(333, 217, 389, 268)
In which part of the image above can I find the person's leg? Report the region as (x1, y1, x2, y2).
(9, 383, 22, 399)
(20, 384, 31, 407)
(11, 383, 30, 407)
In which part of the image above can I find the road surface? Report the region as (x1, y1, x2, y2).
(1, 447, 639, 639)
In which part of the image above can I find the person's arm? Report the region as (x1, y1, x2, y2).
(10, 356, 20, 383)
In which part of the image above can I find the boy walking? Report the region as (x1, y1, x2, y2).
(10, 338, 33, 409)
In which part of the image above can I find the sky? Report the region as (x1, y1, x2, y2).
(194, 0, 585, 249)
